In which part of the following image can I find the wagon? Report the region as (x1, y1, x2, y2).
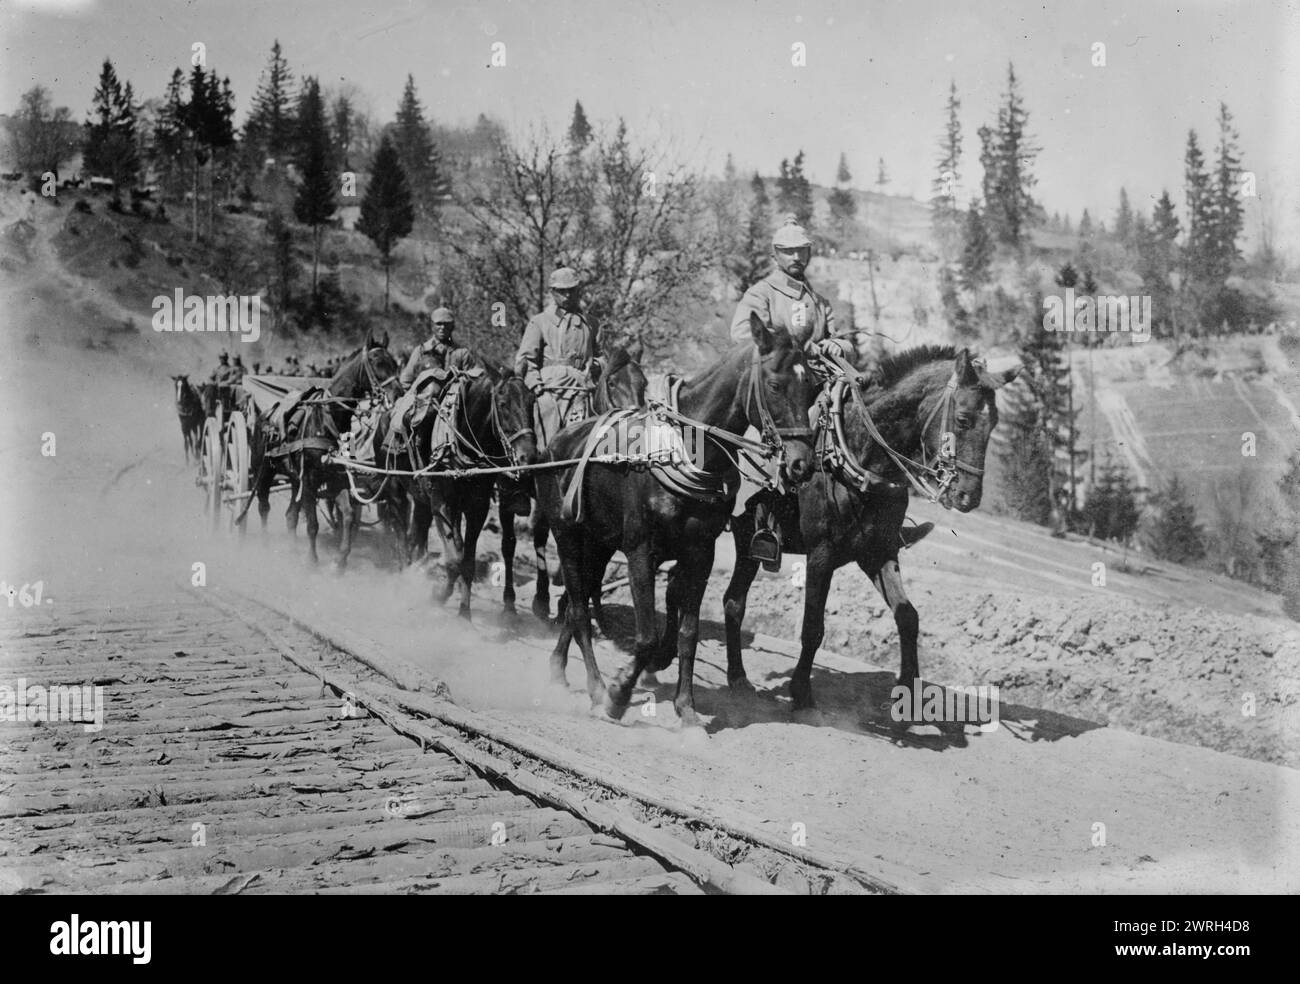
(196, 375, 332, 532)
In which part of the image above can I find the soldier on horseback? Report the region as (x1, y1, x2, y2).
(400, 307, 468, 388)
(731, 217, 928, 567)
(514, 267, 600, 448)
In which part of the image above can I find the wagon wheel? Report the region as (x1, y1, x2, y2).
(197, 415, 222, 528)
(223, 411, 250, 533)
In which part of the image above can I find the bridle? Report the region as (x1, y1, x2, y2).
(745, 344, 814, 477)
(488, 378, 536, 473)
(357, 346, 401, 409)
(821, 351, 982, 505)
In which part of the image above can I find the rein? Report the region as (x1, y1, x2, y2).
(822, 351, 970, 505)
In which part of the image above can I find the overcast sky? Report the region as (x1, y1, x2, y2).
(4, 0, 1298, 251)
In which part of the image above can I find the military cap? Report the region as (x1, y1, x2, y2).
(772, 216, 812, 249)
(549, 267, 580, 290)
(430, 307, 455, 325)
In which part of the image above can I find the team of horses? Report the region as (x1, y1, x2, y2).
(175, 324, 1016, 728)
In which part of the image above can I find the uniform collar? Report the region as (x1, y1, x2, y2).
(766, 270, 810, 298)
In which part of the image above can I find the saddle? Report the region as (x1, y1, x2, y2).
(557, 401, 739, 525)
(384, 367, 484, 457)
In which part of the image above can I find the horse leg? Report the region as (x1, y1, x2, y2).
(285, 456, 302, 538)
(604, 542, 657, 719)
(302, 469, 320, 565)
(431, 502, 463, 606)
(410, 495, 431, 563)
(647, 565, 683, 674)
(861, 557, 920, 691)
(791, 546, 835, 711)
(722, 531, 761, 692)
(500, 500, 518, 616)
(333, 489, 358, 572)
(531, 505, 551, 621)
(669, 550, 714, 729)
(457, 489, 489, 620)
(586, 544, 615, 637)
(553, 532, 604, 705)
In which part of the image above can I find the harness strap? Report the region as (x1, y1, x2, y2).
(559, 409, 636, 523)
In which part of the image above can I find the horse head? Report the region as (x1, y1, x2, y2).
(746, 313, 815, 486)
(492, 367, 540, 469)
(922, 348, 1019, 512)
(594, 345, 649, 413)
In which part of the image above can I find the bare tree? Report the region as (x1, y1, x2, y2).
(452, 122, 716, 360)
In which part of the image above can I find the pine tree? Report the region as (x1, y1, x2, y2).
(1084, 456, 1141, 543)
(930, 80, 963, 252)
(357, 134, 414, 311)
(1137, 190, 1181, 335)
(736, 171, 772, 293)
(1077, 208, 1093, 239)
(1211, 102, 1244, 282)
(1184, 129, 1214, 286)
(875, 157, 888, 192)
(332, 95, 354, 171)
(292, 76, 336, 298)
(775, 150, 813, 227)
(980, 63, 1038, 251)
(959, 199, 992, 290)
(1022, 283, 1083, 530)
(1145, 474, 1206, 564)
(83, 59, 138, 207)
(1115, 187, 1134, 246)
(827, 152, 856, 245)
(244, 40, 296, 167)
(392, 75, 450, 221)
(996, 379, 1053, 525)
(567, 99, 592, 150)
(264, 208, 295, 318)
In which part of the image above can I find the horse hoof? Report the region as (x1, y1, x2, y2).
(531, 600, 550, 621)
(639, 670, 661, 689)
(601, 694, 628, 721)
(728, 677, 756, 696)
(457, 608, 472, 622)
(675, 707, 702, 730)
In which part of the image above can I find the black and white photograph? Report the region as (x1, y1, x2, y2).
(0, 0, 1296, 924)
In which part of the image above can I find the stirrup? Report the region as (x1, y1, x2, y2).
(749, 528, 782, 572)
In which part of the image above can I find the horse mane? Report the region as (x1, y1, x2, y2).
(871, 345, 957, 389)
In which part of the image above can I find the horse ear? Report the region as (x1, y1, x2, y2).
(749, 312, 774, 355)
(955, 347, 979, 384)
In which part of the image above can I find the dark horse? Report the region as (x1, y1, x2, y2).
(516, 345, 649, 623)
(536, 316, 815, 726)
(171, 374, 204, 463)
(384, 361, 539, 617)
(252, 341, 401, 563)
(721, 346, 1018, 710)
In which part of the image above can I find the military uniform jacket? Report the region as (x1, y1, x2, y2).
(400, 338, 458, 389)
(514, 306, 599, 391)
(729, 271, 835, 347)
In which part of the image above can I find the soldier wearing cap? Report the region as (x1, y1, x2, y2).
(230, 354, 246, 385)
(514, 267, 599, 393)
(732, 217, 926, 566)
(729, 216, 844, 353)
(211, 351, 233, 385)
(400, 306, 464, 389)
